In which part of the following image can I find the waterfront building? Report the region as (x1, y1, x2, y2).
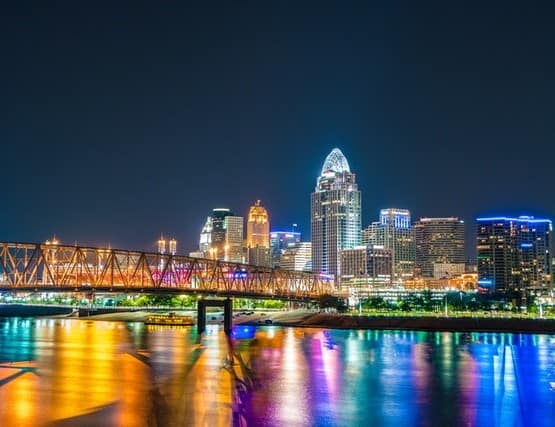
(403, 273, 478, 291)
(246, 200, 271, 266)
(363, 208, 415, 283)
(311, 148, 361, 281)
(279, 242, 312, 272)
(270, 231, 301, 267)
(414, 217, 465, 278)
(476, 216, 552, 294)
(339, 245, 392, 292)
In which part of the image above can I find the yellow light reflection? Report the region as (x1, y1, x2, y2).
(0, 367, 41, 426)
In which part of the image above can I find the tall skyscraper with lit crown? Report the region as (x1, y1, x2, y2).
(246, 200, 271, 266)
(246, 200, 270, 248)
(311, 148, 361, 280)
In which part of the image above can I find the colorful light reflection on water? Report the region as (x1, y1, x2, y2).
(1, 318, 554, 426)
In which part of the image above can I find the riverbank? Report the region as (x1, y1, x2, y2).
(289, 313, 555, 334)
(3, 304, 555, 334)
(233, 310, 555, 334)
(0, 304, 74, 317)
(87, 310, 555, 334)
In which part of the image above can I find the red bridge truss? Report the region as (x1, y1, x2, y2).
(0, 242, 333, 300)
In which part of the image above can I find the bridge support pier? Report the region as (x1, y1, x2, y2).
(197, 298, 233, 335)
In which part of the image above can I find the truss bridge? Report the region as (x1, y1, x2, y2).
(0, 242, 333, 301)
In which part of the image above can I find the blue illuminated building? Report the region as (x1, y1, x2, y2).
(270, 231, 301, 267)
(476, 216, 552, 295)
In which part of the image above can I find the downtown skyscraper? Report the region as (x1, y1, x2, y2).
(193, 208, 244, 262)
(270, 231, 301, 267)
(362, 208, 415, 283)
(415, 217, 465, 278)
(477, 216, 552, 295)
(246, 200, 271, 267)
(311, 148, 361, 280)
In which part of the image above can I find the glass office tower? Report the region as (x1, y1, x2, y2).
(311, 148, 361, 281)
(476, 216, 552, 294)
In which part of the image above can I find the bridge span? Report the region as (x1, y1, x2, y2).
(0, 241, 333, 301)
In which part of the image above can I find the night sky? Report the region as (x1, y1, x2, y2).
(2, 2, 554, 257)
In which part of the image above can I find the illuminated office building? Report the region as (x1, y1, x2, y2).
(476, 216, 552, 294)
(339, 245, 392, 290)
(223, 215, 244, 263)
(270, 231, 301, 267)
(247, 200, 270, 248)
(414, 217, 465, 278)
(157, 236, 166, 255)
(363, 208, 415, 283)
(196, 208, 244, 262)
(279, 242, 312, 272)
(246, 200, 271, 266)
(199, 216, 213, 255)
(156, 236, 177, 268)
(157, 236, 177, 254)
(210, 208, 233, 257)
(311, 148, 361, 280)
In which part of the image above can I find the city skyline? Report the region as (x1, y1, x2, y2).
(2, 4, 555, 427)
(0, 145, 551, 261)
(1, 3, 554, 257)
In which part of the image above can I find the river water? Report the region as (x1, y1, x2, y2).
(0, 317, 554, 426)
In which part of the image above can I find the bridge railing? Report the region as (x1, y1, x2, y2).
(0, 242, 334, 299)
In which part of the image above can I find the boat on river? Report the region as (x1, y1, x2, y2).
(145, 312, 195, 326)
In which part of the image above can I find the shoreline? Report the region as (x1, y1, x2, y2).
(2, 304, 555, 334)
(290, 313, 555, 334)
(84, 310, 555, 334)
(235, 311, 555, 334)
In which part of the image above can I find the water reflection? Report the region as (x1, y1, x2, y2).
(0, 318, 554, 426)
(238, 327, 555, 427)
